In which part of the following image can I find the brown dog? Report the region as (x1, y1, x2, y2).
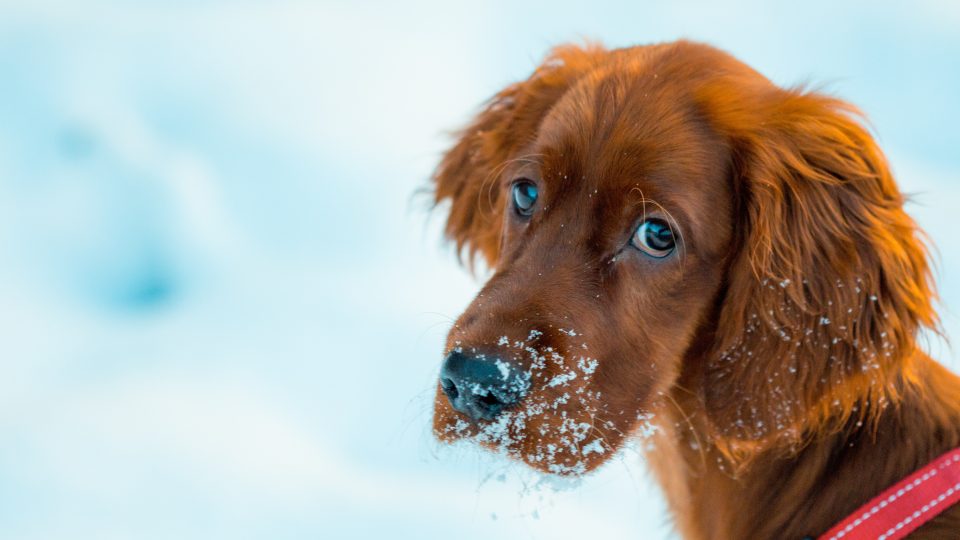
(430, 40, 960, 539)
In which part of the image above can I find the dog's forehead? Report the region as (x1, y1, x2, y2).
(532, 68, 731, 250)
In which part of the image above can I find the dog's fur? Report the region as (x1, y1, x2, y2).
(431, 41, 960, 539)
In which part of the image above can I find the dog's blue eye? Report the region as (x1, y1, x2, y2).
(512, 180, 538, 216)
(632, 219, 675, 258)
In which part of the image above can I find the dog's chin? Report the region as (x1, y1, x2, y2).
(432, 389, 622, 477)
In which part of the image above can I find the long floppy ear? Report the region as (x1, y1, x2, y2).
(700, 87, 938, 461)
(432, 44, 607, 267)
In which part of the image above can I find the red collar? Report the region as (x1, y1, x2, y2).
(817, 447, 960, 540)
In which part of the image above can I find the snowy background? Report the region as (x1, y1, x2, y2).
(0, 1, 958, 538)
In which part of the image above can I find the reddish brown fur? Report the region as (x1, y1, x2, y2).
(430, 40, 960, 538)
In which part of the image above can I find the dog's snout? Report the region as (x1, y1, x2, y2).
(439, 351, 527, 421)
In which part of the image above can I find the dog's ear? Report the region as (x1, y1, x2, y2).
(700, 87, 938, 461)
(432, 44, 606, 268)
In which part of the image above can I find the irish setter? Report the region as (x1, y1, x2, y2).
(430, 40, 960, 539)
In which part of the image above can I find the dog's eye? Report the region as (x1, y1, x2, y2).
(512, 180, 538, 216)
(632, 218, 675, 258)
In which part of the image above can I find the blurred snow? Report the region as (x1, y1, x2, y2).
(0, 1, 957, 539)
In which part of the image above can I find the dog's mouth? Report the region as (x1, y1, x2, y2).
(433, 336, 622, 476)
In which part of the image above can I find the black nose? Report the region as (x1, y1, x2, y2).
(439, 351, 528, 421)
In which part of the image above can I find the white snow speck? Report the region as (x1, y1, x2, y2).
(494, 359, 511, 380)
(581, 439, 606, 456)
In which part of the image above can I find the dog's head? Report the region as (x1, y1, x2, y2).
(431, 41, 936, 474)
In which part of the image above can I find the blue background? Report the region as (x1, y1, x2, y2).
(0, 1, 957, 538)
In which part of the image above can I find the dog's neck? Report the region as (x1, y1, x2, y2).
(648, 351, 960, 540)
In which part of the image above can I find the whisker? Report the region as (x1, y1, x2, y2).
(662, 389, 706, 469)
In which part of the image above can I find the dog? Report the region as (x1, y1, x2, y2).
(430, 40, 960, 539)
